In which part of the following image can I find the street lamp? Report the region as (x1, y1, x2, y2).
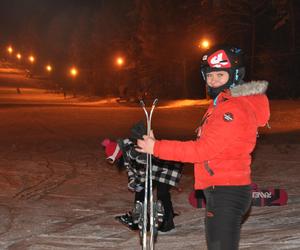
(16, 53, 22, 60)
(28, 55, 35, 63)
(198, 39, 210, 50)
(7, 46, 13, 54)
(197, 39, 211, 100)
(69, 66, 78, 77)
(45, 64, 52, 72)
(115, 56, 126, 99)
(69, 66, 78, 98)
(116, 56, 124, 67)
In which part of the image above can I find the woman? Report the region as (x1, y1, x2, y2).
(137, 45, 270, 250)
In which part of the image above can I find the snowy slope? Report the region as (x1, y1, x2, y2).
(0, 88, 299, 249)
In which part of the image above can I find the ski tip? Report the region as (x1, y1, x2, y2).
(139, 99, 145, 107)
(153, 98, 158, 106)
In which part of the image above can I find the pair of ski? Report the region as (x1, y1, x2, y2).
(132, 99, 163, 250)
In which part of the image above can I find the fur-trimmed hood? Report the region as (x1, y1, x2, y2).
(230, 80, 268, 97)
(229, 80, 270, 127)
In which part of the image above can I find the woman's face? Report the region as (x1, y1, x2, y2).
(206, 71, 229, 88)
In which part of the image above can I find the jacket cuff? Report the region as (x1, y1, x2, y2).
(153, 140, 161, 157)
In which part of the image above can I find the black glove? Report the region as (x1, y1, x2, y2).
(130, 121, 147, 140)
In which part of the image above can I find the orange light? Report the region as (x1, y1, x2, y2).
(199, 39, 210, 49)
(16, 53, 22, 60)
(70, 67, 78, 77)
(28, 55, 35, 63)
(46, 64, 52, 72)
(116, 57, 124, 66)
(7, 46, 13, 54)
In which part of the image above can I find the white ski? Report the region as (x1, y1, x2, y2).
(138, 99, 159, 250)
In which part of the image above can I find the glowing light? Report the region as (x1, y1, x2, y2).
(16, 53, 22, 60)
(198, 39, 210, 49)
(69, 67, 78, 77)
(28, 55, 35, 63)
(116, 57, 124, 66)
(161, 99, 210, 109)
(7, 46, 13, 54)
(46, 64, 52, 72)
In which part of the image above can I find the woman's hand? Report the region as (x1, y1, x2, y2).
(136, 130, 155, 155)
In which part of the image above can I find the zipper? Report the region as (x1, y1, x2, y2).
(204, 161, 214, 176)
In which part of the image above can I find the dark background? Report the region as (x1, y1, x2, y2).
(0, 0, 299, 99)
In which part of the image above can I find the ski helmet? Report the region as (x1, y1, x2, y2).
(200, 45, 245, 98)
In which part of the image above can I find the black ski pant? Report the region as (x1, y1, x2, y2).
(134, 181, 174, 223)
(203, 185, 252, 250)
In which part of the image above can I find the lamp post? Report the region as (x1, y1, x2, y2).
(198, 39, 211, 100)
(69, 66, 78, 97)
(115, 56, 126, 99)
(25, 55, 35, 78)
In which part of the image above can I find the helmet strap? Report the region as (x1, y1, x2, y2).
(235, 69, 239, 81)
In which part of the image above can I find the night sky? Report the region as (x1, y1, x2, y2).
(0, 0, 299, 98)
(0, 0, 101, 43)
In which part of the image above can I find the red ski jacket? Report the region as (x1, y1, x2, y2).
(153, 81, 270, 189)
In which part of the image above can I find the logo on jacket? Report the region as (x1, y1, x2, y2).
(223, 112, 234, 122)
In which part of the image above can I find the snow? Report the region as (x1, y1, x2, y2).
(0, 86, 299, 249)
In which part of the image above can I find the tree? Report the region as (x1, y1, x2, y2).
(208, 0, 271, 78)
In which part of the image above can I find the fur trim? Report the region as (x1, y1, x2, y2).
(230, 81, 268, 97)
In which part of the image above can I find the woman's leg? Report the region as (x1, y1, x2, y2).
(204, 185, 252, 250)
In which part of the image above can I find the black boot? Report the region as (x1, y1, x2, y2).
(115, 212, 139, 230)
(158, 212, 175, 232)
(156, 182, 175, 232)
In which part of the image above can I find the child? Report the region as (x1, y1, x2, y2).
(102, 121, 183, 232)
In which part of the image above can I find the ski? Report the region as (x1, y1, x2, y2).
(138, 98, 158, 250)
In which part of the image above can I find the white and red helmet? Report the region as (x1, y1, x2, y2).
(200, 45, 246, 98)
(201, 45, 245, 85)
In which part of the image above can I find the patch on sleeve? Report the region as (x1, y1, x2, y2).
(223, 112, 234, 122)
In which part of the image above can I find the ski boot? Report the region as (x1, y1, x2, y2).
(153, 200, 164, 240)
(132, 201, 145, 244)
(115, 212, 139, 230)
(158, 216, 175, 233)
